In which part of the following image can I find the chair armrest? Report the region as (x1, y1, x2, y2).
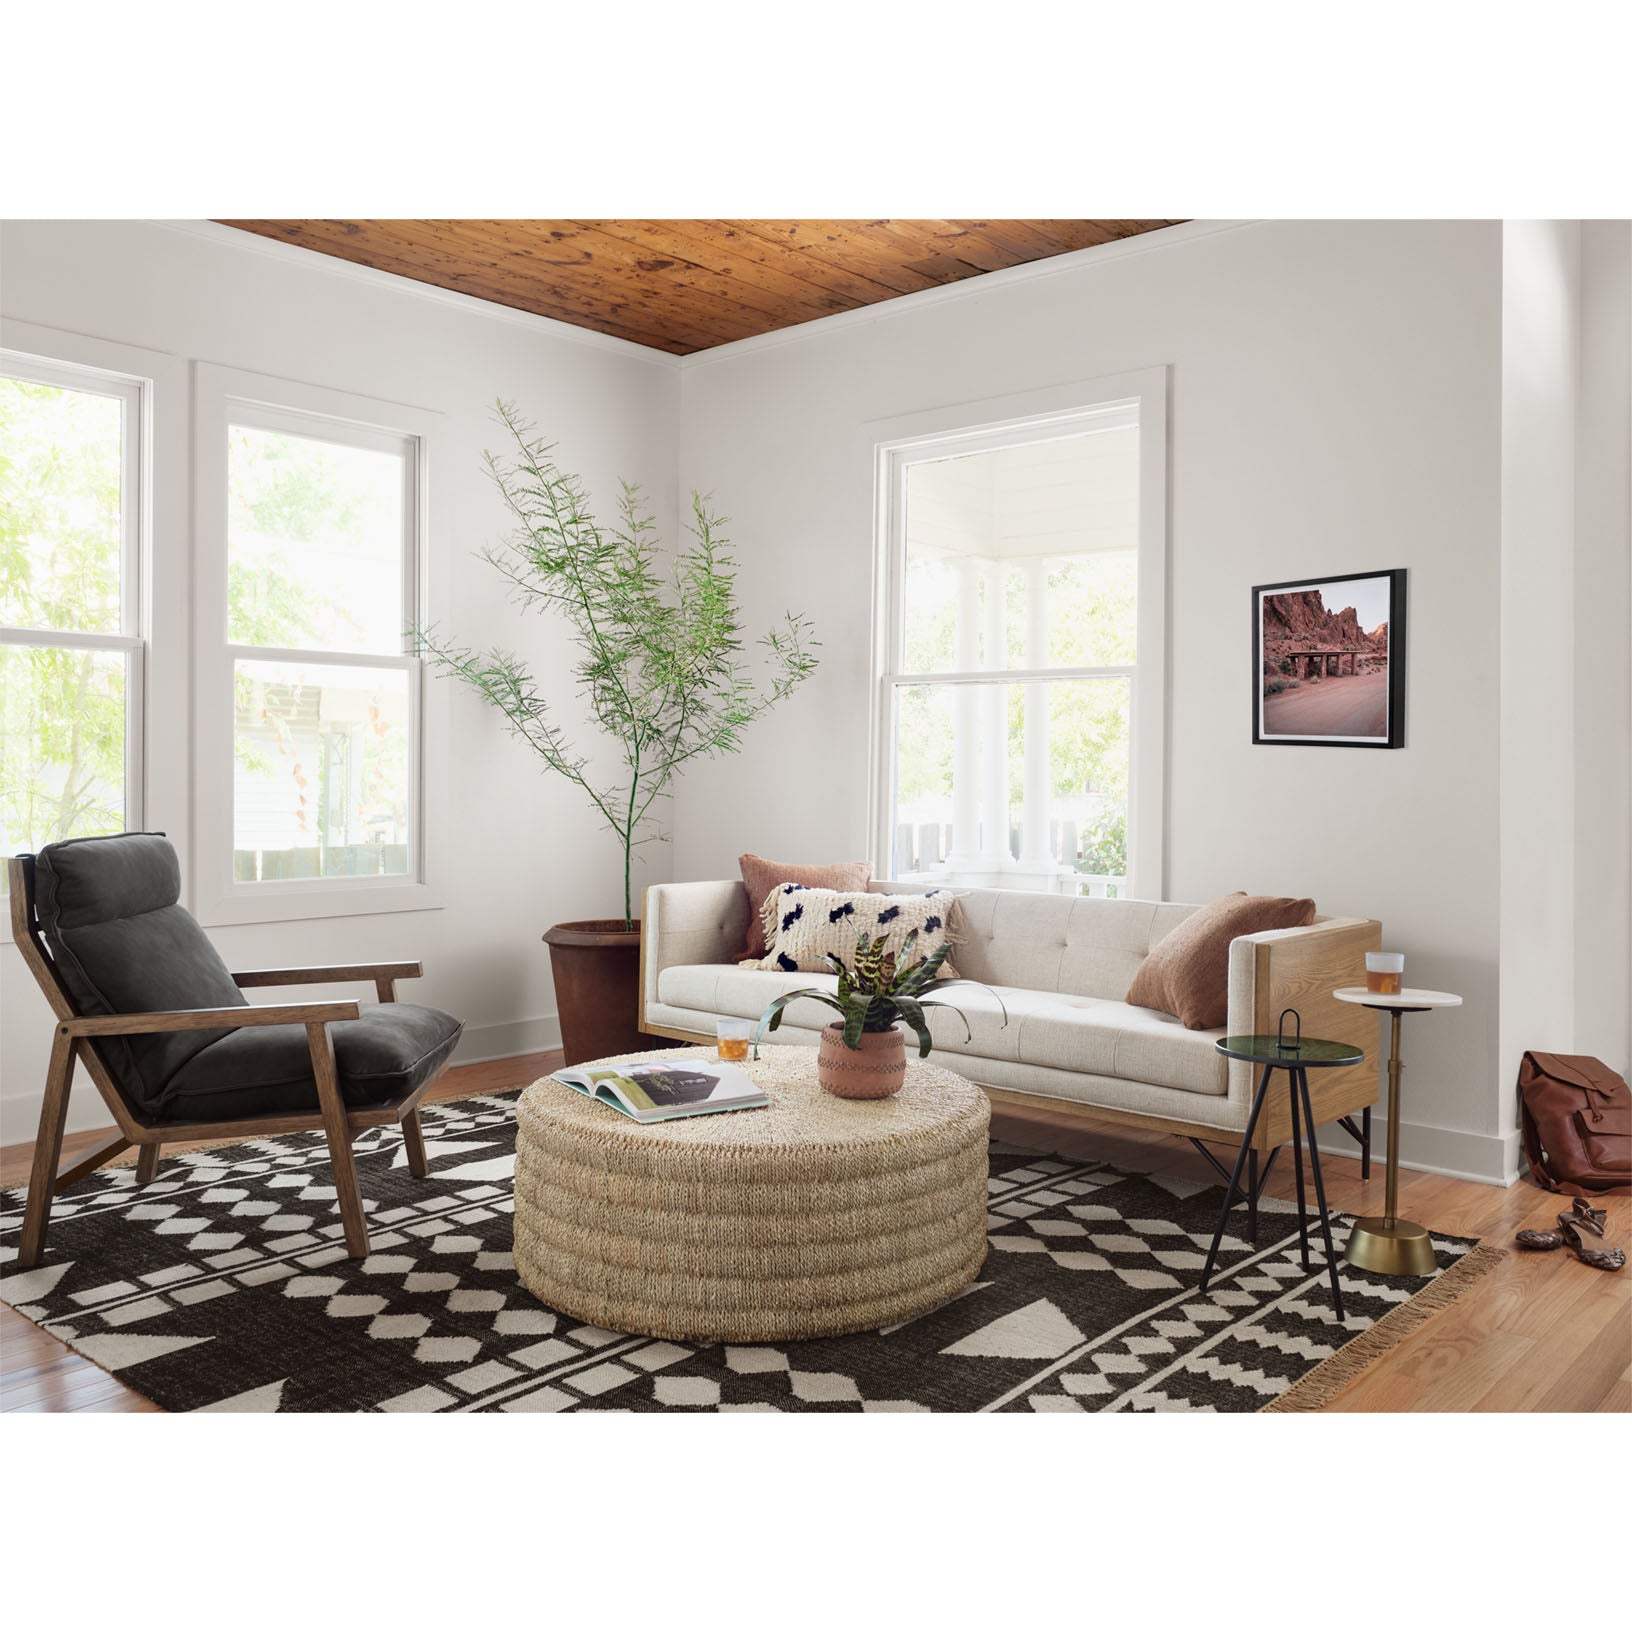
(63, 1000, 362, 1037)
(640, 881, 751, 1013)
(232, 963, 422, 988)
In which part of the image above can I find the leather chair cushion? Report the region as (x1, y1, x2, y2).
(34, 833, 248, 1110)
(155, 1003, 464, 1122)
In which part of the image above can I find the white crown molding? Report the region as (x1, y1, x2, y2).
(149, 218, 1261, 374)
(677, 220, 1262, 370)
(148, 219, 684, 369)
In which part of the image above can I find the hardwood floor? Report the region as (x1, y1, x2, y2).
(3, 1053, 1627, 1413)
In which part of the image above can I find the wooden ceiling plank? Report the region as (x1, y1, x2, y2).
(404, 219, 764, 347)
(219, 219, 704, 353)
(726, 221, 948, 296)
(692, 220, 914, 305)
(556, 220, 852, 329)
(586, 220, 861, 321)
(362, 219, 756, 349)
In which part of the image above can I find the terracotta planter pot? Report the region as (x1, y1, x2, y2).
(543, 920, 661, 1066)
(816, 1022, 907, 1099)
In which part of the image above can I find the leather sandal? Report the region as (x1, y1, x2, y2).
(1560, 1218, 1626, 1271)
(1516, 1228, 1563, 1250)
(1565, 1197, 1609, 1237)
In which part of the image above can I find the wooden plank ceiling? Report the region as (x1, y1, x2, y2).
(215, 219, 1182, 356)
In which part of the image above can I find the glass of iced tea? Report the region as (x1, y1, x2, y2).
(1365, 952, 1404, 995)
(716, 1018, 752, 1061)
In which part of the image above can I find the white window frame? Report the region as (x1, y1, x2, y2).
(867, 367, 1169, 900)
(0, 348, 147, 859)
(193, 364, 443, 925)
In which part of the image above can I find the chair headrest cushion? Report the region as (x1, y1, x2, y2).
(34, 832, 181, 932)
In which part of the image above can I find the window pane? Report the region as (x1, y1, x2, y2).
(0, 643, 127, 854)
(900, 427, 1138, 673)
(890, 677, 1130, 894)
(227, 423, 405, 654)
(0, 375, 123, 634)
(234, 659, 410, 880)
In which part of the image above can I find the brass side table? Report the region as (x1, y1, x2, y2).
(1333, 985, 1462, 1276)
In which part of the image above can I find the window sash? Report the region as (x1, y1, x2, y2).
(869, 377, 1167, 899)
(193, 363, 437, 924)
(0, 351, 146, 844)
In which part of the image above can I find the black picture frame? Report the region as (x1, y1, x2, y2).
(1251, 568, 1406, 748)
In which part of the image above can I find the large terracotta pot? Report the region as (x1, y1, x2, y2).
(543, 920, 661, 1066)
(816, 1022, 907, 1099)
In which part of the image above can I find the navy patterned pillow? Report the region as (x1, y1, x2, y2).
(749, 886, 960, 977)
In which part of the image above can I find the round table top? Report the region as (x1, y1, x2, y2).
(517, 1043, 988, 1154)
(1215, 1034, 1365, 1067)
(1333, 986, 1462, 1011)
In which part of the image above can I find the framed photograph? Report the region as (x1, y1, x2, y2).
(1252, 569, 1406, 748)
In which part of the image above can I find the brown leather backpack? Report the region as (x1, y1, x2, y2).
(1519, 1052, 1632, 1197)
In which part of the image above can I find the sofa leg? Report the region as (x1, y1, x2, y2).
(135, 1144, 161, 1184)
(402, 1109, 430, 1179)
(19, 1029, 75, 1270)
(306, 1021, 370, 1258)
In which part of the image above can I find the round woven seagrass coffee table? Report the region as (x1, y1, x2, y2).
(512, 1045, 991, 1343)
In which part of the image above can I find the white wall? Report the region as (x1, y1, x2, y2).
(677, 220, 1516, 1181)
(0, 219, 681, 1139)
(1498, 221, 1581, 1132)
(1572, 221, 1632, 1074)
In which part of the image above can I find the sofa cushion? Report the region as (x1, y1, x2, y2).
(34, 832, 249, 1111)
(1127, 891, 1316, 1029)
(749, 884, 960, 976)
(737, 853, 871, 959)
(154, 1002, 464, 1122)
(657, 965, 1228, 1097)
(659, 964, 842, 1034)
(917, 986, 1229, 1096)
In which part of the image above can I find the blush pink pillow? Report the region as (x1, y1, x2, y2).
(737, 854, 872, 960)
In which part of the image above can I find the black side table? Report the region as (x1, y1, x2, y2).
(1200, 1032, 1364, 1319)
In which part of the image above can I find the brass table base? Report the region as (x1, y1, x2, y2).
(1345, 1214, 1437, 1276)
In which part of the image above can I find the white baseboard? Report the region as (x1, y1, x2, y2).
(1393, 1119, 1520, 1187)
(451, 1015, 562, 1066)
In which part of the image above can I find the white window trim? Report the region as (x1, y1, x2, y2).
(192, 363, 445, 926)
(866, 367, 1169, 900)
(1, 343, 150, 916)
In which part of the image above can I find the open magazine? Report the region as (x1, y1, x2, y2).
(550, 1058, 770, 1123)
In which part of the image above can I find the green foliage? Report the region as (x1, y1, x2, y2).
(753, 927, 1008, 1058)
(1076, 806, 1127, 878)
(412, 402, 819, 927)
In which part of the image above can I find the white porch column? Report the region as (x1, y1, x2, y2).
(979, 559, 1010, 870)
(942, 555, 983, 875)
(1018, 556, 1054, 867)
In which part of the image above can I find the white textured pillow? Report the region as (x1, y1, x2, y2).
(751, 885, 960, 977)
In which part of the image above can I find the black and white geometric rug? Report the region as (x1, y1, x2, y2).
(0, 1092, 1497, 1413)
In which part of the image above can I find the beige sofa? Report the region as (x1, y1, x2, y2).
(639, 881, 1381, 1159)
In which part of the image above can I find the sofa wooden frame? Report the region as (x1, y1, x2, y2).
(9, 854, 448, 1269)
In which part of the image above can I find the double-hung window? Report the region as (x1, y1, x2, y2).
(873, 376, 1167, 899)
(0, 354, 144, 865)
(195, 367, 432, 922)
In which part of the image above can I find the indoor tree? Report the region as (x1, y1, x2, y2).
(413, 402, 818, 927)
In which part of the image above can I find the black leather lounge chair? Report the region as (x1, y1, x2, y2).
(9, 832, 464, 1267)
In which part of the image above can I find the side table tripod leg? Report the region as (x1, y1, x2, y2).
(1296, 1067, 1345, 1322)
(1289, 1064, 1311, 1272)
(1199, 1064, 1275, 1293)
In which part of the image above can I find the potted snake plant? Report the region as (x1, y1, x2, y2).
(414, 404, 817, 1064)
(754, 929, 1008, 1098)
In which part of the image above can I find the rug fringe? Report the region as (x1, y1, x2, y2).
(1261, 1243, 1508, 1412)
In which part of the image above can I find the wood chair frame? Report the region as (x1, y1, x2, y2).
(8, 854, 451, 1269)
